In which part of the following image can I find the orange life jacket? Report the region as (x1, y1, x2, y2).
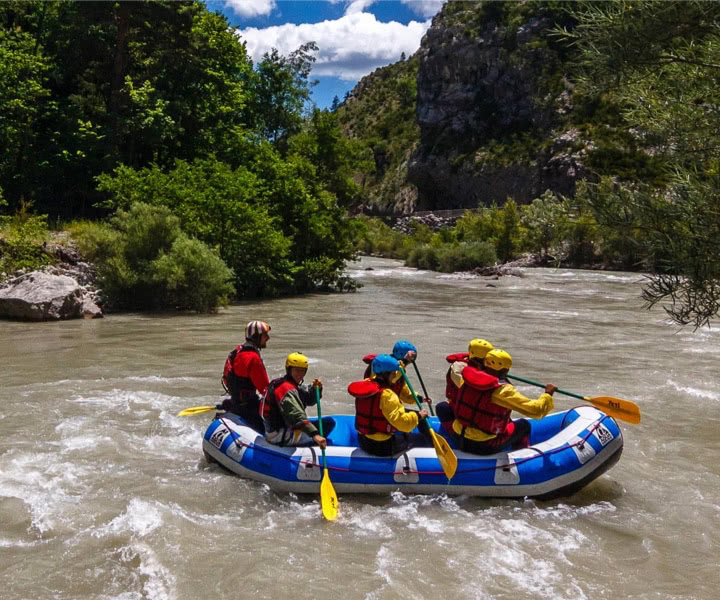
(348, 379, 397, 436)
(454, 366, 507, 435)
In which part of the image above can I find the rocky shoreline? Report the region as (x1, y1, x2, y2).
(0, 233, 103, 321)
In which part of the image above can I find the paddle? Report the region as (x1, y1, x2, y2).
(507, 374, 641, 425)
(315, 386, 339, 521)
(177, 405, 216, 416)
(400, 367, 458, 480)
(411, 362, 435, 416)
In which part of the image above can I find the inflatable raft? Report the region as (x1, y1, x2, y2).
(202, 406, 623, 499)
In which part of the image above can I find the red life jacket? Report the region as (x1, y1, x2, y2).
(454, 366, 508, 435)
(361, 353, 405, 394)
(261, 375, 298, 432)
(348, 379, 397, 436)
(445, 352, 469, 406)
(222, 345, 262, 401)
(362, 353, 376, 379)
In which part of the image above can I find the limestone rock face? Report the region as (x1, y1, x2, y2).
(0, 271, 103, 321)
(407, 5, 586, 209)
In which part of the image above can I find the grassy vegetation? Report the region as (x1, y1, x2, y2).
(353, 178, 659, 273)
(0, 202, 52, 277)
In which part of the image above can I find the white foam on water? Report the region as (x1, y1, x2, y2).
(345, 506, 394, 538)
(60, 433, 113, 452)
(0, 537, 39, 548)
(0, 449, 91, 534)
(526, 501, 617, 523)
(455, 509, 591, 599)
(119, 541, 177, 600)
(666, 379, 720, 401)
(125, 376, 202, 383)
(521, 309, 581, 318)
(352, 267, 424, 279)
(94, 498, 164, 539)
(373, 544, 400, 592)
(437, 272, 479, 280)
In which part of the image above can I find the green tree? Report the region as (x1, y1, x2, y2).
(1, 1, 254, 216)
(0, 18, 50, 210)
(521, 190, 567, 258)
(497, 198, 521, 262)
(97, 158, 293, 297)
(561, 0, 720, 326)
(245, 42, 318, 144)
(288, 108, 374, 206)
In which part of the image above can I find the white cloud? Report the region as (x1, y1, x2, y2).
(224, 0, 276, 19)
(345, 0, 378, 15)
(401, 0, 446, 18)
(239, 12, 431, 80)
(336, 0, 446, 18)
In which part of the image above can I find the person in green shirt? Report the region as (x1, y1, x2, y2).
(261, 352, 335, 447)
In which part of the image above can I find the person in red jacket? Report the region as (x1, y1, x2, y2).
(441, 349, 557, 455)
(220, 320, 271, 431)
(435, 338, 494, 433)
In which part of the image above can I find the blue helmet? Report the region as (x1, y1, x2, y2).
(372, 354, 400, 375)
(391, 340, 417, 361)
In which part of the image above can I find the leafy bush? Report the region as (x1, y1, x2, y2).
(151, 236, 234, 312)
(70, 203, 233, 312)
(406, 245, 439, 270)
(520, 190, 568, 257)
(0, 203, 51, 276)
(406, 241, 497, 272)
(436, 241, 497, 272)
(97, 155, 358, 297)
(352, 216, 409, 258)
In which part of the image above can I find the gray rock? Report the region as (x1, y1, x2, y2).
(407, 7, 585, 210)
(0, 271, 102, 321)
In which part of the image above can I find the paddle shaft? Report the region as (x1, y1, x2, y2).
(412, 362, 435, 416)
(314, 386, 328, 469)
(400, 367, 425, 412)
(507, 374, 582, 400)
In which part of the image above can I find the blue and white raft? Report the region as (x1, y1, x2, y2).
(202, 406, 623, 499)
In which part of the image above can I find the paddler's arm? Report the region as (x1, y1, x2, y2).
(450, 361, 465, 388)
(379, 389, 426, 433)
(491, 383, 556, 419)
(279, 389, 319, 436)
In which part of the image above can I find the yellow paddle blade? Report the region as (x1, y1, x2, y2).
(177, 405, 216, 416)
(430, 429, 458, 480)
(320, 468, 339, 521)
(586, 396, 641, 425)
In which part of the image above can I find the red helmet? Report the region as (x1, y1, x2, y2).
(245, 320, 271, 340)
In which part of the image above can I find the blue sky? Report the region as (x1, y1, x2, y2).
(205, 0, 447, 108)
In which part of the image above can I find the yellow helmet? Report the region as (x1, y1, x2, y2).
(285, 352, 309, 370)
(484, 349, 512, 371)
(468, 338, 494, 360)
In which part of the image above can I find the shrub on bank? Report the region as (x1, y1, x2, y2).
(0, 203, 52, 277)
(407, 241, 497, 272)
(70, 203, 233, 312)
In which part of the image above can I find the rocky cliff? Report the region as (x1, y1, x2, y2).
(407, 1, 591, 210)
(340, 1, 652, 214)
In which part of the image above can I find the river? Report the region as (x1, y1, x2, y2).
(1, 256, 718, 599)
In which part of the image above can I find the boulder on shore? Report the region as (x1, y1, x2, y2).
(0, 271, 103, 321)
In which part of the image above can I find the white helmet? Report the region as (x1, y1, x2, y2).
(245, 320, 271, 340)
